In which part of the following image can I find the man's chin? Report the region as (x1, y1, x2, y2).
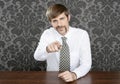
(58, 31, 66, 35)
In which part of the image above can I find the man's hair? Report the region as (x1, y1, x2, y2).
(46, 4, 69, 21)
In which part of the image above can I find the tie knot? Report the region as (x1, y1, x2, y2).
(61, 37, 67, 41)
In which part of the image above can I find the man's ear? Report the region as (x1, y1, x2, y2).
(68, 15, 70, 21)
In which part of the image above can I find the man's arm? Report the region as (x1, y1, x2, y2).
(34, 31, 49, 61)
(72, 31, 92, 79)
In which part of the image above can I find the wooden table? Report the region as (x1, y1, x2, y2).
(0, 71, 120, 84)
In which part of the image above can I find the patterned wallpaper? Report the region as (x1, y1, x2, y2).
(0, 0, 120, 71)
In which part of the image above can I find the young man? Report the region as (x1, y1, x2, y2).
(34, 4, 92, 82)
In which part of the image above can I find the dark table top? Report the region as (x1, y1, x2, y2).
(0, 71, 120, 84)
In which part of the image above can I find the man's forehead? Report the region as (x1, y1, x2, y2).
(52, 13, 66, 20)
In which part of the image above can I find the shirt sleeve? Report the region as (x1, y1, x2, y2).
(34, 30, 49, 61)
(72, 31, 92, 79)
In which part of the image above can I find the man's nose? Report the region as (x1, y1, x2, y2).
(57, 21, 62, 26)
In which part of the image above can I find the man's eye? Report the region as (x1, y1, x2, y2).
(60, 18, 64, 20)
(53, 20, 57, 23)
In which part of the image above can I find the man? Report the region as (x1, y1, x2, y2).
(34, 4, 92, 82)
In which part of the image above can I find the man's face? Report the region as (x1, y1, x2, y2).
(50, 13, 70, 36)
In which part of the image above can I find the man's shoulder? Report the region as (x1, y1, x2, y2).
(43, 27, 54, 33)
(70, 27, 87, 34)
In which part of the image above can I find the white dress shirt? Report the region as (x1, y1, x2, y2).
(34, 26, 92, 79)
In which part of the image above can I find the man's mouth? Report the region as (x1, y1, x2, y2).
(57, 26, 64, 29)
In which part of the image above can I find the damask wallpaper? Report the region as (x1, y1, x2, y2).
(0, 0, 120, 71)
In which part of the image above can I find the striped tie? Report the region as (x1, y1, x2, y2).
(59, 37, 70, 71)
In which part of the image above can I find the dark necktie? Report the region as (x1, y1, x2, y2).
(59, 37, 70, 71)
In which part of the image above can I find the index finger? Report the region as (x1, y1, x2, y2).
(58, 71, 68, 77)
(54, 41, 62, 49)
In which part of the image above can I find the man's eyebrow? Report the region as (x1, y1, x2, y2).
(52, 19, 57, 22)
(60, 16, 65, 19)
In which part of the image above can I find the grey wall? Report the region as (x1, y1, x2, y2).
(0, 0, 120, 71)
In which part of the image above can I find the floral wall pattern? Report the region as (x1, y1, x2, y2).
(0, 0, 120, 71)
